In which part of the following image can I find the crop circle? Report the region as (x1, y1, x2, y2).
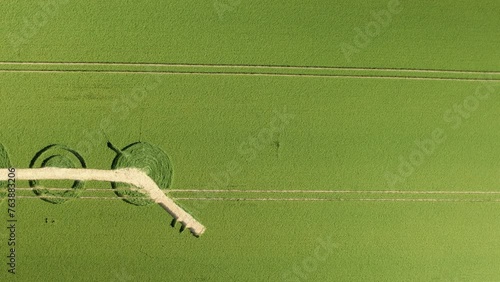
(29, 144, 87, 204)
(111, 142, 173, 206)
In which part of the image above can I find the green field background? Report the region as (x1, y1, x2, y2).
(1, 0, 499, 71)
(1, 1, 500, 281)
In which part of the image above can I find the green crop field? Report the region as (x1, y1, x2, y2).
(1, 1, 500, 281)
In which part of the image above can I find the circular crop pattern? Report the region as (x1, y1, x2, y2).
(110, 142, 173, 206)
(0, 144, 11, 200)
(29, 144, 87, 204)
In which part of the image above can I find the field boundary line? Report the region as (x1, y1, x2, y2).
(7, 188, 500, 194)
(0, 69, 499, 82)
(172, 197, 500, 202)
(10, 196, 500, 202)
(0, 61, 499, 75)
(167, 189, 500, 194)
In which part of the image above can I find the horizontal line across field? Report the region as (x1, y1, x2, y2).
(3, 187, 500, 202)
(0, 61, 499, 81)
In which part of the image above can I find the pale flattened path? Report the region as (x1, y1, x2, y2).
(0, 168, 206, 237)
